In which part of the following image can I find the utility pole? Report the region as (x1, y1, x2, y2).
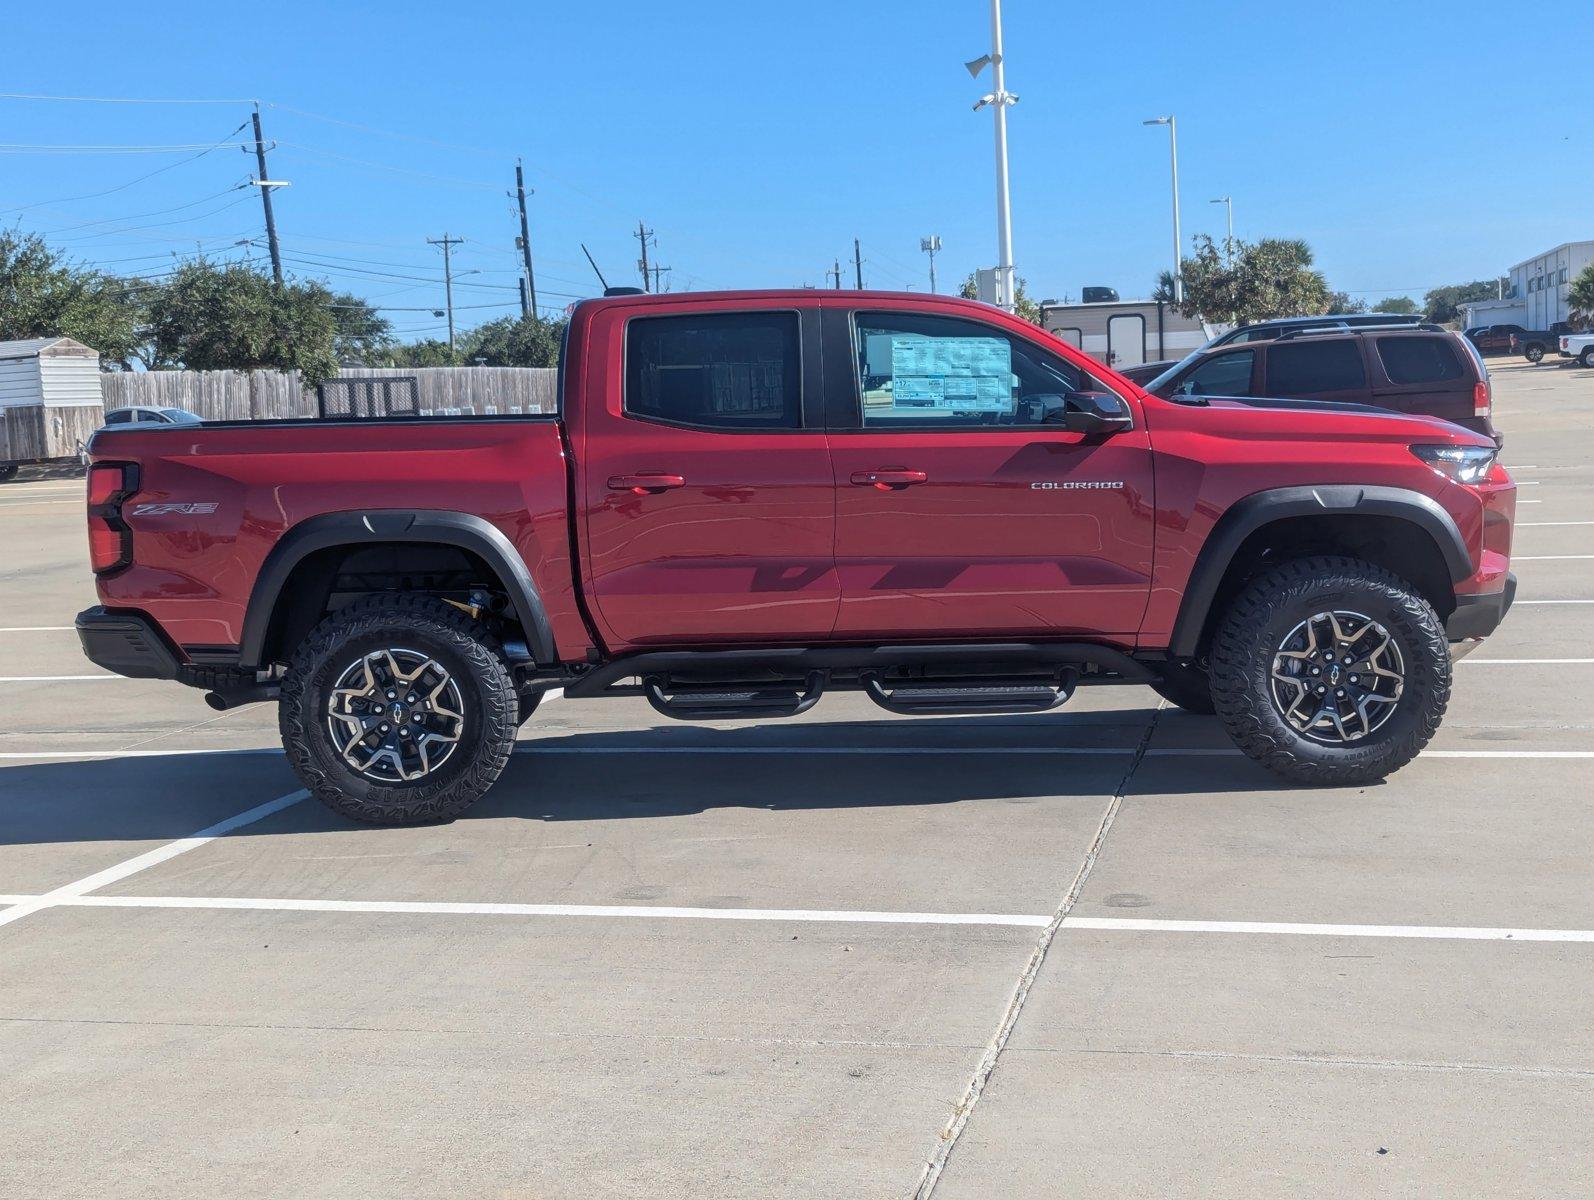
(967, 1, 1018, 311)
(635, 221, 654, 292)
(826, 259, 843, 289)
(515, 160, 538, 317)
(649, 264, 672, 293)
(427, 233, 465, 361)
(854, 238, 864, 289)
(249, 104, 285, 285)
(920, 235, 942, 294)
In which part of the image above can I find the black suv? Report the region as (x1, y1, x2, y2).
(1120, 312, 1426, 385)
(1142, 324, 1498, 441)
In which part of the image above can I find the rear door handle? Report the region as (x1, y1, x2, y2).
(609, 473, 685, 494)
(851, 468, 928, 490)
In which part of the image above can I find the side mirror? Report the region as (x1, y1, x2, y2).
(1049, 390, 1134, 435)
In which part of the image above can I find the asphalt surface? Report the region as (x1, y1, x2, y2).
(2, 357, 1592, 1198)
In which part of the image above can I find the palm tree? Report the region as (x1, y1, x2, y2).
(1568, 265, 1594, 330)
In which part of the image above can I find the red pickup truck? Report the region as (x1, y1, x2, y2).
(77, 290, 1516, 824)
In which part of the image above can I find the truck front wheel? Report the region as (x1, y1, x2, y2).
(1523, 343, 1544, 363)
(1209, 557, 1450, 785)
(279, 595, 519, 824)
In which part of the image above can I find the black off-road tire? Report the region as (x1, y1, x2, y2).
(1209, 556, 1450, 786)
(1151, 660, 1216, 714)
(279, 594, 518, 825)
(1581, 347, 1594, 368)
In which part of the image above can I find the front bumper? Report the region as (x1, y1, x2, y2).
(76, 606, 181, 680)
(1445, 573, 1516, 649)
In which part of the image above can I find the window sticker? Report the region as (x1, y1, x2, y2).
(887, 335, 1012, 412)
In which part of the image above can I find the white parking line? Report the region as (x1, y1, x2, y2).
(1513, 555, 1594, 561)
(0, 675, 116, 682)
(2, 893, 1591, 944)
(1064, 917, 1594, 943)
(1459, 658, 1594, 665)
(1516, 599, 1594, 604)
(0, 789, 308, 932)
(0, 626, 75, 632)
(6, 745, 1594, 763)
(1518, 521, 1594, 527)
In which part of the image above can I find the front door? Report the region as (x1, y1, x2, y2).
(823, 305, 1156, 641)
(577, 304, 838, 648)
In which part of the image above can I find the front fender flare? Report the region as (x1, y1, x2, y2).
(239, 510, 557, 668)
(1167, 485, 1472, 659)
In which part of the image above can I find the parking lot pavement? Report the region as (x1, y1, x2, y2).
(2, 358, 1592, 1198)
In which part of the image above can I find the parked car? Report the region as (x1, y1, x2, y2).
(1142, 324, 1498, 442)
(77, 289, 1515, 824)
(1122, 311, 1427, 386)
(1510, 325, 1572, 363)
(101, 405, 204, 428)
(1559, 331, 1594, 367)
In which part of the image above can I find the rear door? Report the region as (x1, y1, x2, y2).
(575, 302, 839, 648)
(823, 303, 1155, 640)
(1367, 332, 1475, 426)
(1257, 336, 1370, 406)
(1107, 313, 1148, 369)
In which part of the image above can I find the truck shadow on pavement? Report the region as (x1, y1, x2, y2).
(0, 714, 1306, 850)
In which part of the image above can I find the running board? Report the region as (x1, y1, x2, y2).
(861, 669, 1077, 715)
(643, 671, 826, 721)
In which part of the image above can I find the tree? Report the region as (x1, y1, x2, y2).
(0, 231, 147, 367)
(1324, 290, 1367, 315)
(1567, 264, 1594, 329)
(1176, 235, 1330, 325)
(318, 290, 392, 363)
(1372, 296, 1419, 315)
(461, 313, 566, 367)
(1422, 280, 1502, 326)
(386, 339, 455, 368)
(957, 273, 1042, 324)
(145, 260, 340, 385)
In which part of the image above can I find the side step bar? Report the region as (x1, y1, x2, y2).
(861, 669, 1076, 715)
(643, 671, 826, 720)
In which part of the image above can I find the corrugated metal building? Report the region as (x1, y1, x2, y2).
(0, 337, 103, 408)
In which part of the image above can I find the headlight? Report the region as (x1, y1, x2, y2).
(1411, 443, 1497, 484)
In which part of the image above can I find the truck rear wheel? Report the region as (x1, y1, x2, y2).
(279, 595, 518, 825)
(1209, 556, 1450, 786)
(1524, 343, 1544, 363)
(1581, 348, 1594, 368)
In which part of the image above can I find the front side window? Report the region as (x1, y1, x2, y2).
(852, 313, 1104, 429)
(1376, 336, 1463, 385)
(624, 311, 801, 430)
(1264, 339, 1367, 394)
(1179, 349, 1255, 397)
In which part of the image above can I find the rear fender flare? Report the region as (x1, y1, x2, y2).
(240, 510, 556, 668)
(1167, 485, 1472, 658)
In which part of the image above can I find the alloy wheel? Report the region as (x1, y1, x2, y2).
(1269, 610, 1404, 743)
(326, 647, 465, 782)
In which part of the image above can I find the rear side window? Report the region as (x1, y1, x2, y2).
(625, 311, 801, 429)
(1264, 339, 1366, 394)
(1376, 336, 1464, 385)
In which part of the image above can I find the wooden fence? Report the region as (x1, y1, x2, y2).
(99, 366, 558, 421)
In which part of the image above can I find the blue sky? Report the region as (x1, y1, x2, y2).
(4, 0, 1591, 340)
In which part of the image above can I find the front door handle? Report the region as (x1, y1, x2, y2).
(851, 468, 928, 490)
(609, 473, 686, 494)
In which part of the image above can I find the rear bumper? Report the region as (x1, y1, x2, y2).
(1445, 573, 1516, 645)
(75, 606, 181, 680)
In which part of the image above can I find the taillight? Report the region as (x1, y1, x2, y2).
(87, 462, 137, 573)
(1474, 379, 1491, 417)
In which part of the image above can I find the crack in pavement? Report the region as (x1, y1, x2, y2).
(907, 702, 1165, 1199)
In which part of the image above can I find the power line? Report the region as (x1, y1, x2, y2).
(37, 185, 247, 235)
(0, 92, 257, 105)
(274, 142, 501, 191)
(0, 142, 239, 154)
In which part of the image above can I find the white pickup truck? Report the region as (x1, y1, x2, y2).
(1560, 331, 1594, 367)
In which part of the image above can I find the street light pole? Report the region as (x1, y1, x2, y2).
(1210, 195, 1233, 256)
(968, 0, 1018, 312)
(1144, 115, 1182, 304)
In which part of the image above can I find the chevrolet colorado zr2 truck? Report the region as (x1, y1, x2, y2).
(75, 290, 1517, 824)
